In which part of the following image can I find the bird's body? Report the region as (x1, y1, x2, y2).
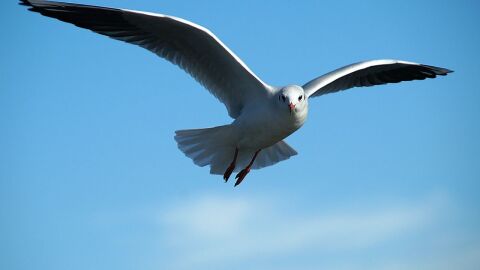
(21, 0, 452, 186)
(174, 85, 306, 182)
(233, 86, 308, 150)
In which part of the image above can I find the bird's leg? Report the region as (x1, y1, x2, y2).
(234, 149, 261, 187)
(223, 148, 239, 182)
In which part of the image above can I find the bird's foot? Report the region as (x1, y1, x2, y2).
(234, 167, 251, 187)
(223, 162, 236, 182)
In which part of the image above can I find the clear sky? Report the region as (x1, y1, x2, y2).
(1, 0, 479, 269)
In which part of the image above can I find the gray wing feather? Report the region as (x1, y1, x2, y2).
(304, 59, 452, 98)
(21, 0, 273, 118)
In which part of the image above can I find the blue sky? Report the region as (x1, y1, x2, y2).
(1, 0, 479, 269)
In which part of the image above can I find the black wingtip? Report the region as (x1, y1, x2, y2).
(445, 68, 454, 74)
(421, 64, 454, 76)
(437, 67, 454, 75)
(19, 0, 31, 7)
(19, 0, 38, 12)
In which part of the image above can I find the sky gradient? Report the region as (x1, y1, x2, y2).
(1, 1, 479, 269)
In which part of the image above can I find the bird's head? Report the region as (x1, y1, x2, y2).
(277, 85, 307, 116)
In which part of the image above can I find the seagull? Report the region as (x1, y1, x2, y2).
(21, 0, 452, 186)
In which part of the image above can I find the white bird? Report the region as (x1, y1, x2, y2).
(21, 0, 452, 186)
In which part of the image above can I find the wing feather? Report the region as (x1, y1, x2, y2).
(20, 0, 273, 118)
(304, 59, 452, 98)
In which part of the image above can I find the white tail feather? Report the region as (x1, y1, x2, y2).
(175, 126, 297, 175)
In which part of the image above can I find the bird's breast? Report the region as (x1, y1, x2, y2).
(233, 103, 307, 150)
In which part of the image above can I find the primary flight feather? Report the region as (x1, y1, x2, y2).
(21, 0, 452, 186)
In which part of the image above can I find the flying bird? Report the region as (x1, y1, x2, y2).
(21, 0, 452, 186)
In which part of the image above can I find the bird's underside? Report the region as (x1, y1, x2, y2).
(21, 0, 452, 186)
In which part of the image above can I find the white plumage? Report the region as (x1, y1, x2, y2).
(21, 0, 452, 186)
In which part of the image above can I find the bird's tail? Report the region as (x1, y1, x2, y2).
(175, 126, 297, 175)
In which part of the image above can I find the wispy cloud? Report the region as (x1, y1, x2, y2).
(157, 192, 449, 269)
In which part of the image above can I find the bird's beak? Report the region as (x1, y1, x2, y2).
(289, 102, 295, 114)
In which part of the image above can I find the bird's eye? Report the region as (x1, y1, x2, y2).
(298, 95, 303, 101)
(281, 95, 286, 102)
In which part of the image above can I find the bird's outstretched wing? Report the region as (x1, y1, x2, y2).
(303, 59, 452, 98)
(20, 0, 273, 118)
